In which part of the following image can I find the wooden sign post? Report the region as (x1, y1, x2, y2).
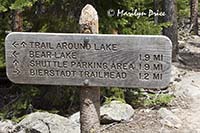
(79, 4, 100, 133)
(5, 4, 172, 133)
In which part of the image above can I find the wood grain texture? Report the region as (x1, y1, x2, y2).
(5, 32, 172, 88)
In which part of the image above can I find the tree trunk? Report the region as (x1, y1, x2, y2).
(79, 4, 100, 133)
(163, 0, 178, 62)
(190, 0, 198, 35)
(154, 0, 159, 24)
(12, 10, 23, 32)
(80, 88, 100, 133)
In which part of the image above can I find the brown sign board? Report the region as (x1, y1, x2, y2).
(5, 32, 172, 88)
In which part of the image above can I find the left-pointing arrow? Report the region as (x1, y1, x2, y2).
(12, 41, 19, 48)
(12, 51, 19, 58)
(13, 69, 20, 75)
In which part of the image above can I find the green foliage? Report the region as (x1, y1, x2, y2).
(125, 88, 145, 108)
(10, 0, 38, 11)
(177, 0, 190, 18)
(0, 0, 10, 12)
(98, 0, 167, 35)
(102, 87, 125, 104)
(22, 0, 79, 33)
(0, 5, 7, 12)
(121, 19, 171, 35)
(0, 85, 38, 120)
(0, 0, 38, 12)
(0, 85, 80, 120)
(0, 42, 5, 68)
(143, 94, 175, 107)
(104, 96, 126, 105)
(125, 88, 174, 108)
(0, 11, 10, 68)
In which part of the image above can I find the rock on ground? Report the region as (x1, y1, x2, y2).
(69, 112, 80, 126)
(158, 108, 182, 128)
(70, 100, 134, 125)
(16, 112, 80, 133)
(0, 120, 15, 133)
(100, 101, 134, 124)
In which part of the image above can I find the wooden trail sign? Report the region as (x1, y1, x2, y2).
(5, 32, 172, 88)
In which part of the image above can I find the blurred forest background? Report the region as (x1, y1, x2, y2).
(0, 0, 198, 121)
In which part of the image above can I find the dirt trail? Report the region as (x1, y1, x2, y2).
(172, 68, 200, 132)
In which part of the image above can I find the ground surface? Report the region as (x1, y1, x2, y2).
(101, 64, 200, 133)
